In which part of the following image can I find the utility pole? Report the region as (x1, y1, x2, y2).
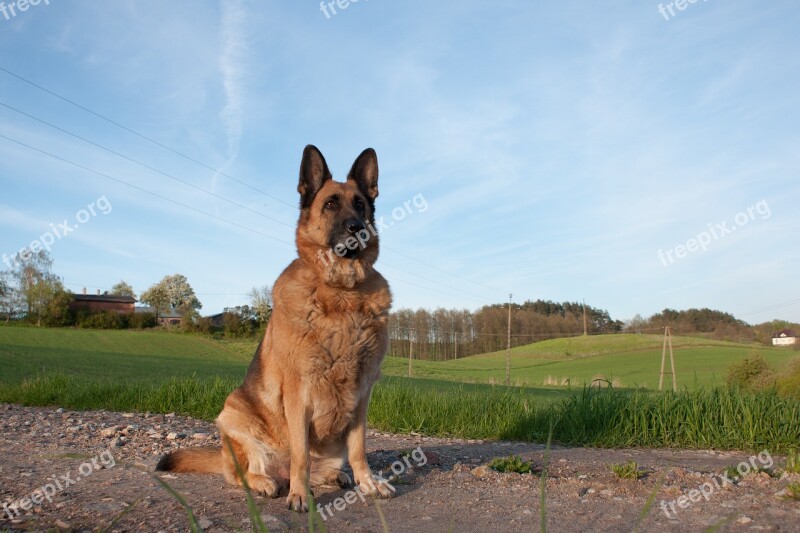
(506, 293, 512, 387)
(583, 299, 588, 336)
(659, 326, 677, 391)
(408, 331, 414, 377)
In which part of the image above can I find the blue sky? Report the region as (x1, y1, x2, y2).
(0, 0, 798, 323)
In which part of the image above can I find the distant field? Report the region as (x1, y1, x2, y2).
(0, 327, 251, 384)
(2, 328, 794, 391)
(1, 326, 798, 451)
(383, 334, 795, 390)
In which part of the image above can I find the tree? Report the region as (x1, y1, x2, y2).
(41, 288, 74, 327)
(248, 285, 273, 325)
(0, 271, 23, 324)
(110, 280, 136, 299)
(140, 274, 202, 319)
(163, 274, 201, 313)
(140, 284, 170, 320)
(9, 249, 65, 326)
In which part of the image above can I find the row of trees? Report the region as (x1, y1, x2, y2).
(0, 250, 273, 336)
(0, 250, 72, 326)
(387, 300, 622, 360)
(622, 308, 769, 342)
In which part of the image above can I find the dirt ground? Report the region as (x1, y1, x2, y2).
(1, 404, 798, 532)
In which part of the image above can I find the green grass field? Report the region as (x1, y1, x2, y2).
(1, 326, 798, 451)
(384, 334, 795, 389)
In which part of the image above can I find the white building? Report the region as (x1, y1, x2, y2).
(772, 329, 797, 346)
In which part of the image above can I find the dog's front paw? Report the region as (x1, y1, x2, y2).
(333, 470, 353, 488)
(248, 474, 280, 498)
(357, 475, 396, 499)
(286, 491, 309, 512)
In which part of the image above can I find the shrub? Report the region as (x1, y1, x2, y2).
(79, 311, 129, 330)
(726, 353, 774, 391)
(489, 455, 532, 474)
(610, 461, 643, 480)
(776, 357, 800, 400)
(129, 312, 157, 329)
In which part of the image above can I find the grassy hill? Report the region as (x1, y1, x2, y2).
(1, 326, 798, 450)
(0, 327, 252, 384)
(3, 328, 794, 391)
(382, 334, 795, 389)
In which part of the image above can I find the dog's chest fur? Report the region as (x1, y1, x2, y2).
(304, 284, 390, 440)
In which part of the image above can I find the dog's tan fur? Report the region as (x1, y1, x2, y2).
(156, 146, 392, 512)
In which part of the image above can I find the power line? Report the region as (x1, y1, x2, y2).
(737, 296, 800, 318)
(0, 66, 509, 301)
(0, 132, 295, 247)
(1, 134, 497, 306)
(0, 101, 293, 229)
(0, 65, 296, 209)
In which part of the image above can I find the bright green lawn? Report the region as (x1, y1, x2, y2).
(0, 327, 251, 384)
(383, 334, 795, 389)
(1, 326, 798, 451)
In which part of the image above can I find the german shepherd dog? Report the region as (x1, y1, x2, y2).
(156, 145, 393, 512)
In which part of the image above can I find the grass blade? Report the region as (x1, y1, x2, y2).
(223, 437, 269, 533)
(154, 476, 204, 533)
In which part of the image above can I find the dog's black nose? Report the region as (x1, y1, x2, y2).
(347, 219, 365, 234)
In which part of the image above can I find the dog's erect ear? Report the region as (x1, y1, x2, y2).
(347, 148, 379, 201)
(298, 145, 332, 209)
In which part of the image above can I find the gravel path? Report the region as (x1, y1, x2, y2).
(1, 404, 798, 532)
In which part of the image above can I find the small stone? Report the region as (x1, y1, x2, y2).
(471, 465, 492, 478)
(192, 432, 209, 440)
(166, 432, 179, 440)
(100, 426, 119, 438)
(260, 514, 289, 531)
(586, 488, 596, 494)
(198, 518, 213, 529)
(149, 433, 163, 439)
(55, 408, 64, 413)
(737, 516, 753, 525)
(111, 437, 125, 447)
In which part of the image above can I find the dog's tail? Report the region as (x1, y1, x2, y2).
(156, 447, 224, 474)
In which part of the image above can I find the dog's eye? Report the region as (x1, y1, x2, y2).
(353, 199, 365, 212)
(324, 199, 338, 210)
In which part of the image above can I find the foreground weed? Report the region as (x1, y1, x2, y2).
(539, 420, 555, 533)
(631, 475, 663, 533)
(722, 466, 741, 481)
(154, 477, 204, 533)
(786, 448, 800, 474)
(308, 492, 327, 533)
(490, 455, 532, 474)
(374, 500, 391, 533)
(786, 482, 800, 501)
(101, 497, 142, 533)
(611, 461, 642, 480)
(224, 438, 269, 532)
